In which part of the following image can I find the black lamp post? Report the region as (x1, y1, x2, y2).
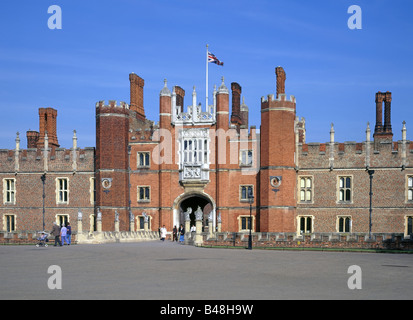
(248, 189, 254, 250)
(367, 169, 374, 239)
(41, 173, 46, 231)
(128, 145, 132, 231)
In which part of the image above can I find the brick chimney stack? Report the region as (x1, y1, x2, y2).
(129, 73, 145, 121)
(375, 92, 384, 134)
(26, 130, 39, 149)
(230, 82, 242, 128)
(383, 91, 392, 134)
(37, 108, 59, 149)
(374, 91, 393, 141)
(275, 66, 286, 98)
(174, 86, 185, 113)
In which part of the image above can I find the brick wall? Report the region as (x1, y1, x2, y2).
(297, 133, 413, 234)
(203, 232, 413, 251)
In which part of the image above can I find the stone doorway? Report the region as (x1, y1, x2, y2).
(173, 193, 215, 233)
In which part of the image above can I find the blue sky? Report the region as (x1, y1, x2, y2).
(0, 0, 412, 149)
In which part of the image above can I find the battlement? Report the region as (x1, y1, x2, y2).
(95, 100, 129, 111)
(297, 117, 411, 169)
(227, 124, 258, 141)
(0, 147, 95, 173)
(261, 93, 296, 104)
(300, 140, 413, 154)
(299, 140, 413, 169)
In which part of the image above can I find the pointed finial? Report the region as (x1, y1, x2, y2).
(330, 123, 335, 143)
(15, 132, 20, 150)
(218, 76, 228, 94)
(366, 122, 371, 142)
(160, 78, 171, 97)
(402, 121, 407, 141)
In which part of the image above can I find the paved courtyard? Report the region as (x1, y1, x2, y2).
(0, 241, 412, 300)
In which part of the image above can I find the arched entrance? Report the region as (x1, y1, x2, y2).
(172, 192, 215, 233)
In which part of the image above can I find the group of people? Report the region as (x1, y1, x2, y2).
(159, 224, 197, 243)
(50, 222, 72, 246)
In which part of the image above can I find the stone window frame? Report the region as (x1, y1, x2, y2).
(298, 175, 313, 204)
(239, 185, 254, 202)
(239, 149, 253, 167)
(137, 215, 151, 230)
(337, 175, 353, 204)
(3, 178, 16, 205)
(56, 177, 69, 204)
(237, 215, 255, 232)
(181, 134, 209, 167)
(336, 215, 352, 233)
(297, 215, 314, 234)
(137, 186, 151, 202)
(137, 151, 150, 168)
(56, 214, 69, 227)
(3, 214, 16, 232)
(406, 175, 413, 203)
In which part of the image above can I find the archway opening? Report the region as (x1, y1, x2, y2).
(179, 195, 212, 232)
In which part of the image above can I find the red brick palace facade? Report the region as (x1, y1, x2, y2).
(1, 67, 413, 237)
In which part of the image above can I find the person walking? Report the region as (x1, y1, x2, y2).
(160, 225, 167, 241)
(61, 224, 68, 245)
(178, 224, 185, 243)
(172, 225, 178, 242)
(66, 222, 72, 245)
(50, 222, 62, 247)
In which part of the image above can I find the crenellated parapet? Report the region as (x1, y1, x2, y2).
(298, 122, 412, 170)
(95, 100, 129, 116)
(261, 93, 296, 104)
(1, 113, 95, 175)
(0, 143, 94, 174)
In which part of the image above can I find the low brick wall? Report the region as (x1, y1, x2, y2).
(202, 232, 413, 251)
(0, 230, 161, 245)
(3, 230, 412, 251)
(0, 231, 77, 245)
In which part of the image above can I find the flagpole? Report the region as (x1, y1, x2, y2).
(206, 44, 209, 111)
